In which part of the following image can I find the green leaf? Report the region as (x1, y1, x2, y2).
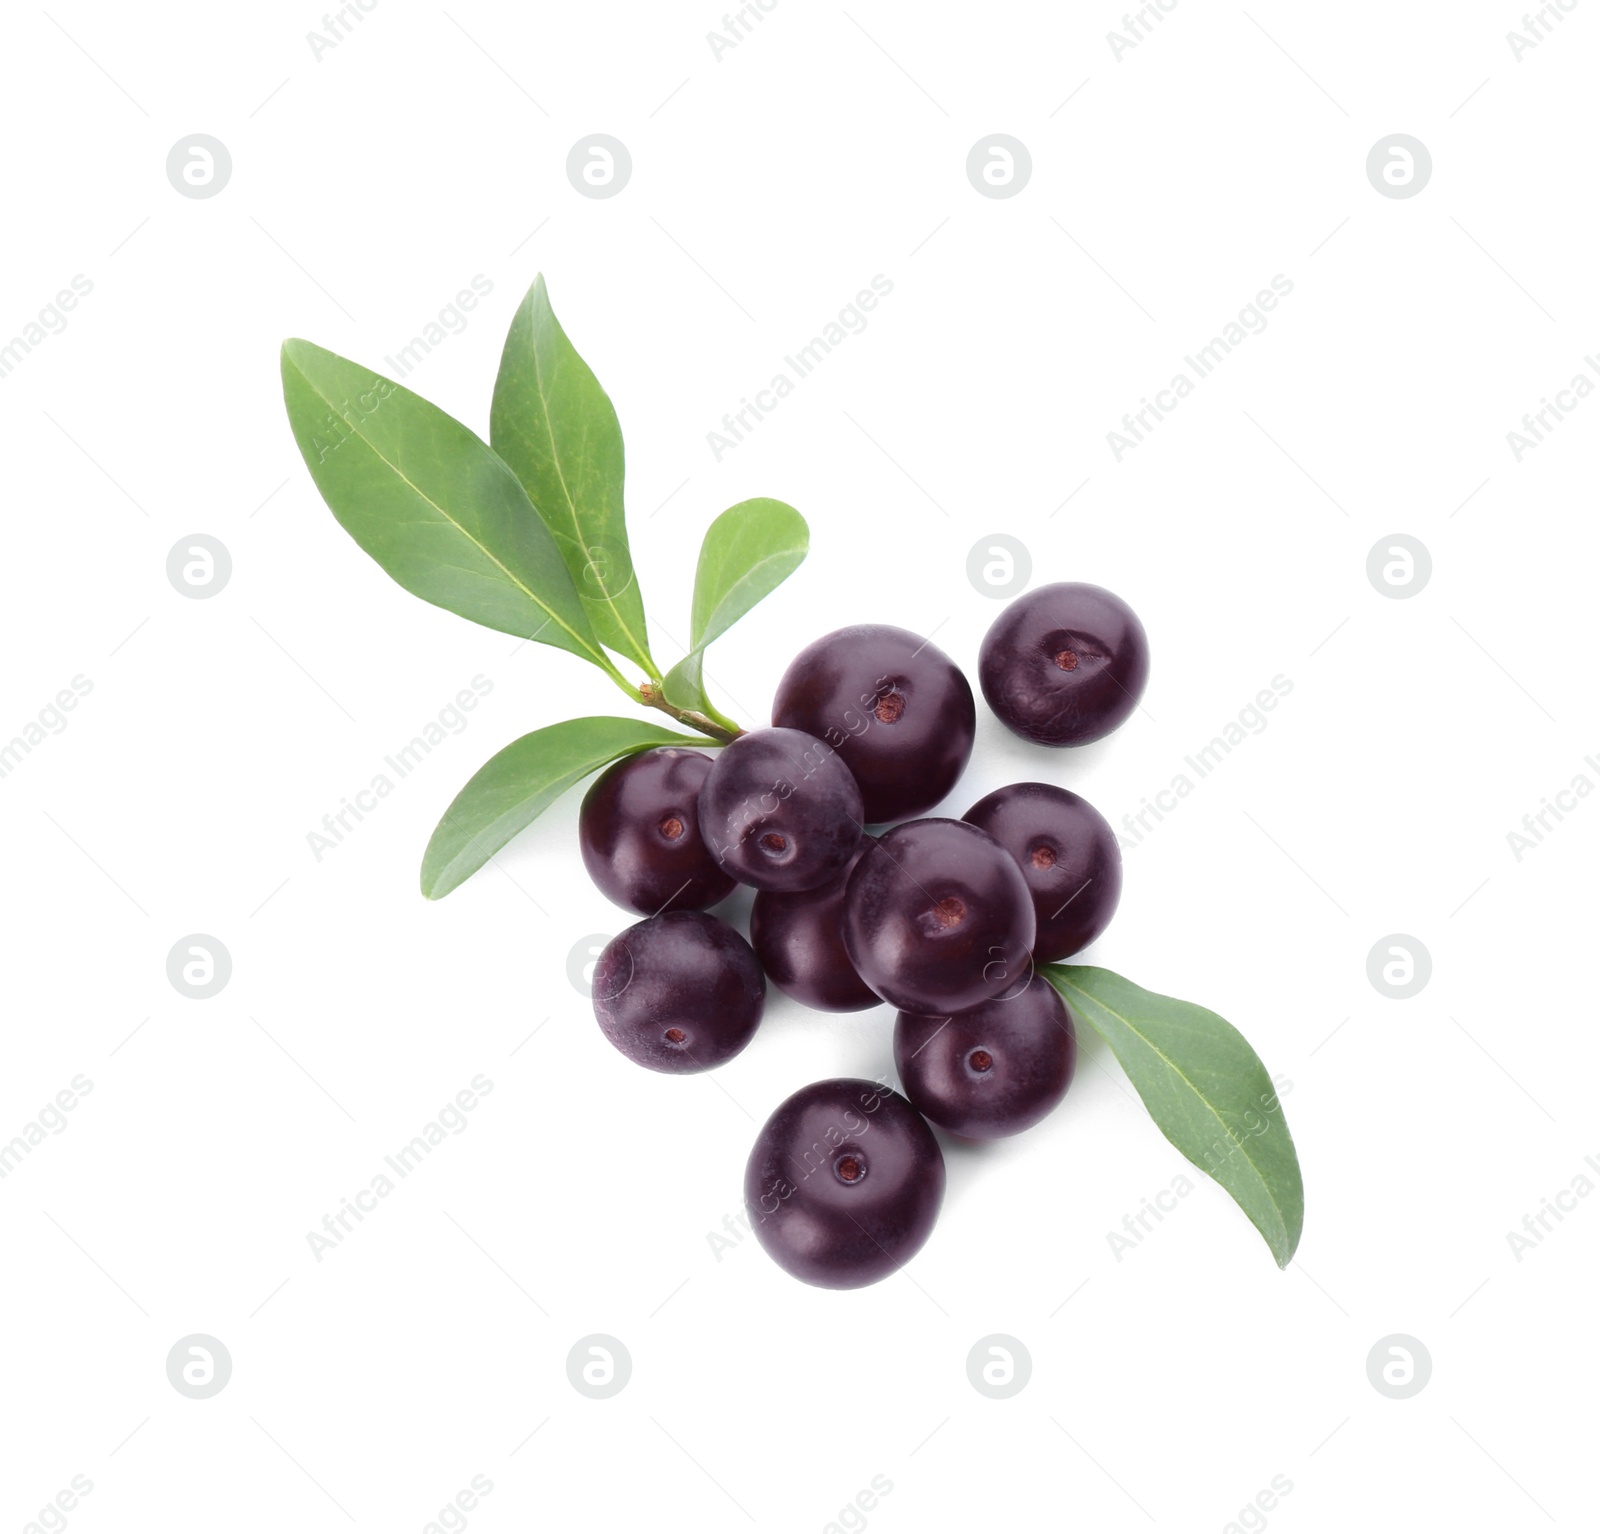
(687, 498, 808, 647)
(661, 498, 807, 714)
(421, 717, 705, 899)
(281, 339, 610, 671)
(1042, 964, 1304, 1267)
(490, 275, 656, 675)
(660, 649, 708, 715)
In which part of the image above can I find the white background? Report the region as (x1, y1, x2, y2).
(3, 3, 1597, 1530)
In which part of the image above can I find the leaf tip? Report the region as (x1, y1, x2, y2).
(419, 866, 457, 902)
(419, 841, 457, 901)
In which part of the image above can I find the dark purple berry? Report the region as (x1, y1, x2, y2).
(979, 581, 1150, 746)
(745, 1077, 945, 1288)
(843, 819, 1035, 1014)
(591, 911, 764, 1073)
(895, 976, 1076, 1139)
(771, 624, 976, 823)
(963, 782, 1122, 961)
(750, 839, 879, 1013)
(697, 727, 863, 892)
(579, 748, 736, 915)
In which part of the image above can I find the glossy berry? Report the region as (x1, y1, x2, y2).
(843, 819, 1035, 1014)
(745, 1077, 945, 1288)
(979, 581, 1150, 746)
(750, 839, 879, 1012)
(591, 911, 764, 1074)
(895, 976, 1076, 1139)
(771, 624, 976, 824)
(579, 748, 735, 915)
(963, 782, 1122, 961)
(698, 727, 863, 892)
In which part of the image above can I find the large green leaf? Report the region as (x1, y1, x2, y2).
(281, 339, 607, 669)
(661, 498, 807, 714)
(1042, 964, 1303, 1267)
(490, 275, 656, 675)
(422, 717, 705, 898)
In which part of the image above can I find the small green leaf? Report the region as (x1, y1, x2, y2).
(490, 275, 656, 675)
(421, 717, 705, 899)
(281, 339, 609, 670)
(1042, 964, 1304, 1267)
(688, 497, 808, 647)
(660, 649, 707, 715)
(661, 498, 807, 714)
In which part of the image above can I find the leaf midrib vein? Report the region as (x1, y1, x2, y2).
(525, 318, 652, 666)
(292, 358, 601, 665)
(1056, 974, 1290, 1239)
(428, 729, 700, 886)
(698, 548, 804, 646)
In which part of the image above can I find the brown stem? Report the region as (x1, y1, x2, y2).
(638, 682, 742, 745)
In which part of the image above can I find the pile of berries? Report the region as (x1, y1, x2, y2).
(582, 583, 1149, 1288)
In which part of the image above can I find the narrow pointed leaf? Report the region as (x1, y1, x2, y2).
(490, 275, 655, 673)
(421, 717, 705, 899)
(661, 498, 807, 713)
(1042, 964, 1304, 1267)
(281, 339, 606, 667)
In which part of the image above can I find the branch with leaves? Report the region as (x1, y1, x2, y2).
(280, 275, 806, 898)
(279, 274, 1303, 1269)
